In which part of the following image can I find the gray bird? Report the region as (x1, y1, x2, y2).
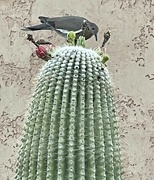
(21, 16, 99, 41)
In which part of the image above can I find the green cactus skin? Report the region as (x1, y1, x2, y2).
(16, 46, 121, 180)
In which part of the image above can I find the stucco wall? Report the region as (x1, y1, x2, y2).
(0, 0, 154, 179)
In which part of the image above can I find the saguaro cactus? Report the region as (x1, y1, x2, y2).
(16, 41, 121, 179)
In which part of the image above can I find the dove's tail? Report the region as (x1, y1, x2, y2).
(21, 23, 52, 31)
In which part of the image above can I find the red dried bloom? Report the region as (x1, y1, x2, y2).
(35, 45, 48, 59)
(35, 44, 55, 60)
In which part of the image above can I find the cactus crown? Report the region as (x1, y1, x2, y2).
(16, 33, 121, 179)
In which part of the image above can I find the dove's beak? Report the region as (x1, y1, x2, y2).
(94, 33, 98, 41)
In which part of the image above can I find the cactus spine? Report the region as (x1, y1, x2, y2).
(16, 45, 121, 180)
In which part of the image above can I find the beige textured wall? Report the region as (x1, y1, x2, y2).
(0, 0, 154, 179)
